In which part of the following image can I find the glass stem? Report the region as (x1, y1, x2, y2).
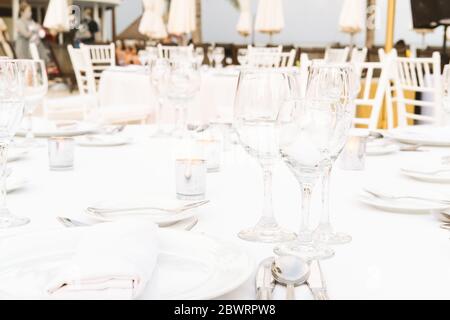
(26, 111, 34, 141)
(155, 98, 164, 132)
(319, 163, 332, 225)
(0, 143, 8, 211)
(261, 165, 275, 221)
(299, 182, 314, 236)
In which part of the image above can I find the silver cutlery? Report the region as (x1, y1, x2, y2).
(402, 167, 450, 176)
(57, 217, 89, 228)
(399, 144, 425, 152)
(307, 260, 329, 300)
(439, 211, 450, 221)
(363, 188, 450, 205)
(271, 256, 310, 300)
(57, 216, 199, 231)
(255, 257, 276, 300)
(87, 200, 210, 215)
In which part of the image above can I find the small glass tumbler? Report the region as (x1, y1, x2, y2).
(198, 139, 221, 172)
(175, 159, 207, 200)
(339, 130, 368, 171)
(48, 137, 75, 171)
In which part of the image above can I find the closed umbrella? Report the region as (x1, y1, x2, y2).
(167, 0, 196, 36)
(254, 0, 284, 43)
(139, 0, 167, 40)
(43, 0, 70, 32)
(236, 0, 252, 37)
(339, 0, 364, 45)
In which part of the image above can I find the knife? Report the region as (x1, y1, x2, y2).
(306, 260, 329, 300)
(255, 257, 276, 300)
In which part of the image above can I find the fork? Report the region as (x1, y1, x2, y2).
(364, 189, 450, 205)
(87, 200, 210, 215)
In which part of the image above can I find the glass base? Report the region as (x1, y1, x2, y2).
(274, 241, 335, 261)
(0, 211, 30, 229)
(238, 218, 296, 243)
(314, 224, 352, 245)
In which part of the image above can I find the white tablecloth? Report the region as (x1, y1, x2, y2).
(98, 67, 239, 125)
(2, 126, 450, 299)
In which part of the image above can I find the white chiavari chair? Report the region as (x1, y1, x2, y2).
(278, 49, 296, 67)
(324, 46, 350, 63)
(44, 45, 98, 120)
(80, 43, 116, 81)
(353, 59, 392, 130)
(381, 49, 442, 127)
(350, 47, 368, 64)
(157, 44, 194, 60)
(246, 45, 283, 67)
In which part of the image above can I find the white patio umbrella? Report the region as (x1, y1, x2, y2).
(139, 0, 167, 39)
(339, 0, 364, 45)
(236, 0, 252, 37)
(254, 0, 284, 42)
(43, 0, 71, 33)
(167, 0, 196, 36)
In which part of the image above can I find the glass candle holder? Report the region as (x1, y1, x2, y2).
(175, 159, 206, 200)
(48, 137, 75, 171)
(339, 130, 368, 171)
(198, 139, 221, 172)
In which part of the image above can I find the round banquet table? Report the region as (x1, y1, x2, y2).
(2, 126, 450, 300)
(98, 67, 239, 125)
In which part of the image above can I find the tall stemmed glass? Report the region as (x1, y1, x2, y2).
(313, 63, 357, 245)
(18, 59, 48, 147)
(442, 65, 450, 115)
(234, 69, 296, 243)
(0, 60, 29, 228)
(274, 63, 351, 260)
(150, 58, 170, 137)
(167, 60, 201, 138)
(213, 47, 225, 69)
(194, 47, 205, 67)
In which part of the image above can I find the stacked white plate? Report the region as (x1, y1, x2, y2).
(76, 135, 132, 147)
(0, 229, 254, 300)
(366, 139, 399, 156)
(386, 125, 450, 147)
(17, 119, 98, 138)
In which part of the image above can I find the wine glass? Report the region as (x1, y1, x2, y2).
(442, 65, 450, 115)
(0, 59, 29, 228)
(17, 59, 48, 148)
(194, 47, 205, 67)
(274, 63, 351, 259)
(207, 46, 214, 67)
(213, 47, 225, 69)
(311, 63, 355, 246)
(150, 58, 171, 137)
(233, 69, 297, 243)
(237, 48, 248, 66)
(167, 60, 201, 138)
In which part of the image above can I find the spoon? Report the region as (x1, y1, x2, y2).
(271, 255, 310, 300)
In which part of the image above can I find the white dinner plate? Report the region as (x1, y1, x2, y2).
(358, 190, 450, 214)
(366, 140, 399, 156)
(76, 135, 132, 147)
(7, 148, 28, 162)
(0, 229, 254, 300)
(385, 125, 450, 147)
(17, 120, 99, 138)
(85, 198, 208, 226)
(400, 166, 450, 183)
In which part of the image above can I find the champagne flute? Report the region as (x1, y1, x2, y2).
(0, 59, 29, 228)
(233, 69, 296, 243)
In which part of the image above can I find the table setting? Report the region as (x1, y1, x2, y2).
(0, 57, 449, 302)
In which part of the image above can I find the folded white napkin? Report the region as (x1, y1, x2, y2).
(0, 219, 158, 300)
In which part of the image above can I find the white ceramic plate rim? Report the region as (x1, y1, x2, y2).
(358, 191, 450, 213)
(0, 229, 254, 300)
(400, 169, 450, 183)
(76, 136, 132, 147)
(385, 126, 450, 146)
